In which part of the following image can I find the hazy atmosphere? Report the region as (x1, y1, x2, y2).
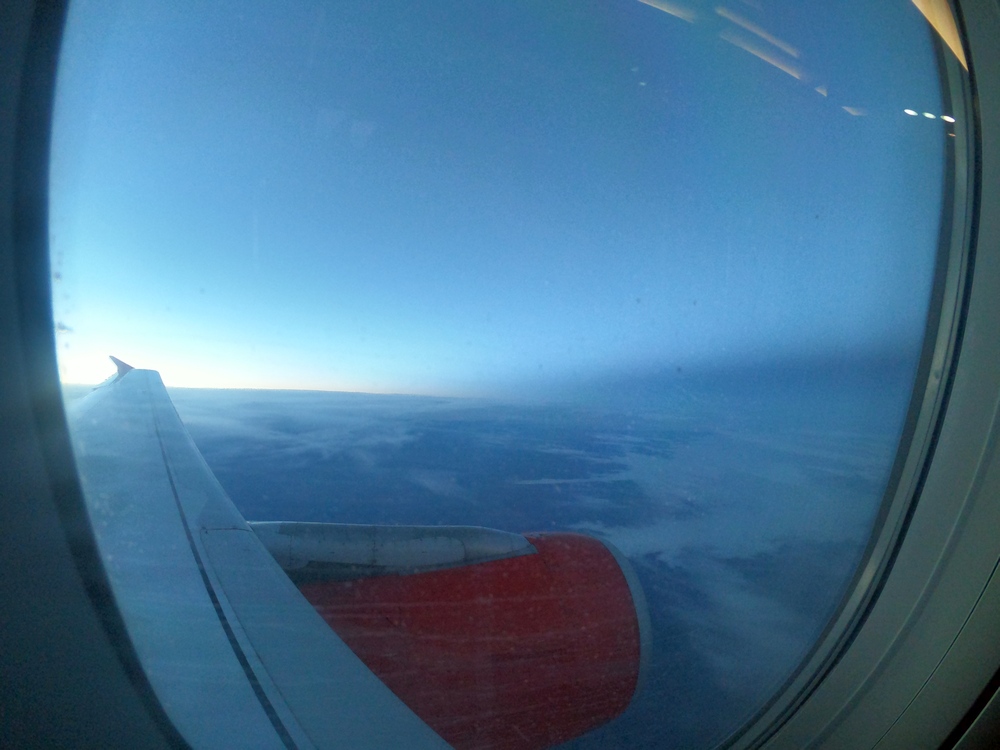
(54, 0, 953, 746)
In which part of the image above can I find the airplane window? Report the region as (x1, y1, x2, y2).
(49, 0, 969, 748)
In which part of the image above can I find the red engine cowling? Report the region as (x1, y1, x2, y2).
(297, 532, 648, 750)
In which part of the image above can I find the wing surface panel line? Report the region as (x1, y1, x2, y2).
(150, 413, 302, 750)
(72, 369, 451, 750)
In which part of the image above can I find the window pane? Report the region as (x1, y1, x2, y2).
(51, 0, 962, 747)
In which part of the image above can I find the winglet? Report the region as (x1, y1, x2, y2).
(109, 356, 134, 381)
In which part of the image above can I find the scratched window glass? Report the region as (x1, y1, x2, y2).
(51, 0, 961, 747)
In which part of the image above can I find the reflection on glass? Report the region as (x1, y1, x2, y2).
(51, 0, 959, 747)
(911, 0, 968, 70)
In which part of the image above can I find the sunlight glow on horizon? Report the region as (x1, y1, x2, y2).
(57, 352, 464, 395)
(50, 0, 946, 397)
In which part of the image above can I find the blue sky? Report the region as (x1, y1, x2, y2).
(50, 0, 952, 393)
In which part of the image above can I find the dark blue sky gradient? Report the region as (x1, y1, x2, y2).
(51, 0, 949, 393)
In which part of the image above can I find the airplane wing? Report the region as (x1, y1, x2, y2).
(66, 363, 650, 750)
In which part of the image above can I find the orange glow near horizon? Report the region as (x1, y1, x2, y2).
(57, 349, 501, 397)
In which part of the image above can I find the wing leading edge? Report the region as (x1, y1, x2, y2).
(68, 367, 449, 750)
(67, 364, 649, 749)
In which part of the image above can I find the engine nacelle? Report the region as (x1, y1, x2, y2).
(279, 530, 650, 750)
